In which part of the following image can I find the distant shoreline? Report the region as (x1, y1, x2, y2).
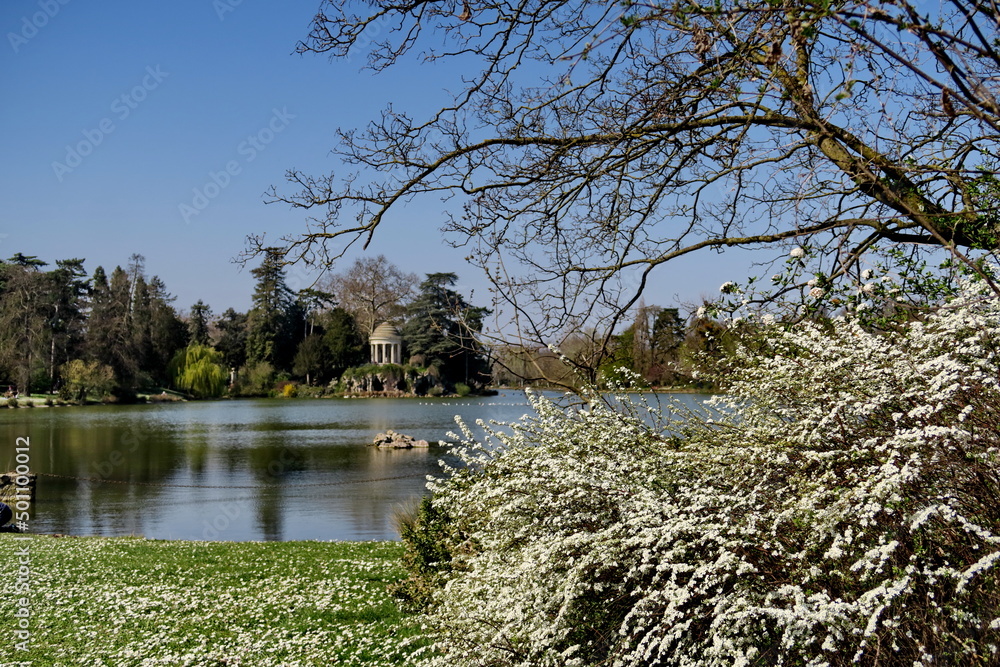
(0, 385, 714, 409)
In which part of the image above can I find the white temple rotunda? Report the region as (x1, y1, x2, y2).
(369, 322, 402, 365)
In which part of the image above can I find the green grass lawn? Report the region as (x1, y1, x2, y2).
(0, 535, 423, 666)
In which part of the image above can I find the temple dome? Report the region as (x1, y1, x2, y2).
(370, 322, 402, 343)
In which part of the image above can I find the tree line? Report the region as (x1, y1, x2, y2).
(0, 253, 185, 400)
(6, 246, 948, 400)
(0, 251, 492, 401)
(489, 302, 722, 391)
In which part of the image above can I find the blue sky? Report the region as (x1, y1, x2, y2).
(0, 0, 748, 320)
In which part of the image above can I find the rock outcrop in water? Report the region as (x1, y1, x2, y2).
(339, 363, 445, 396)
(371, 430, 430, 448)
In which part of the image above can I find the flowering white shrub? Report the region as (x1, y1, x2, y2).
(412, 279, 1000, 666)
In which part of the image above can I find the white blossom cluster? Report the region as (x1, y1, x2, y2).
(415, 278, 1000, 666)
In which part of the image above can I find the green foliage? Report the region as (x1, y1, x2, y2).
(391, 496, 465, 612)
(214, 308, 248, 371)
(402, 273, 491, 389)
(89, 266, 138, 386)
(596, 327, 636, 384)
(0, 254, 187, 396)
(188, 299, 212, 345)
(292, 334, 328, 384)
(295, 383, 326, 398)
(60, 359, 115, 401)
(235, 360, 275, 397)
(169, 344, 227, 398)
(950, 168, 1000, 250)
(84, 261, 188, 393)
(539, 306, 705, 390)
(0, 255, 93, 394)
(341, 363, 402, 381)
(340, 363, 421, 393)
(45, 258, 88, 386)
(245, 250, 301, 371)
(322, 307, 366, 376)
(139, 276, 190, 387)
(710, 245, 998, 332)
(649, 307, 686, 381)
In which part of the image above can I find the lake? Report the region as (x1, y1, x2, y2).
(0, 391, 712, 541)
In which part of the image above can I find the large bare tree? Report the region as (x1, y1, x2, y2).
(256, 0, 1000, 347)
(323, 254, 418, 336)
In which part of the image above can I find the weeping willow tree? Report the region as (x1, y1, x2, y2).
(169, 344, 227, 398)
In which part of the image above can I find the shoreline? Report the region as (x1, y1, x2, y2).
(3, 530, 399, 543)
(0, 388, 714, 408)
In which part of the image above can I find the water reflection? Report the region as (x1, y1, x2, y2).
(0, 392, 711, 541)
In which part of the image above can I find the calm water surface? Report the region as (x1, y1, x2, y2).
(0, 392, 711, 541)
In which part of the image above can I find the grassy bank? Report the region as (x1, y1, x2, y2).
(0, 536, 421, 666)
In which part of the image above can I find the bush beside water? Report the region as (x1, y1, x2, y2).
(400, 277, 1000, 665)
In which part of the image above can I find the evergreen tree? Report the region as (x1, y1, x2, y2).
(188, 300, 212, 346)
(81, 266, 119, 390)
(402, 273, 490, 389)
(215, 308, 248, 372)
(0, 254, 189, 394)
(44, 258, 89, 390)
(292, 334, 328, 385)
(84, 265, 109, 367)
(321, 307, 366, 378)
(245, 251, 300, 371)
(86, 265, 186, 391)
(144, 276, 188, 386)
(597, 326, 638, 386)
(89, 266, 138, 388)
(129, 275, 155, 383)
(7, 253, 47, 269)
(86, 266, 115, 378)
(296, 288, 335, 339)
(650, 307, 686, 384)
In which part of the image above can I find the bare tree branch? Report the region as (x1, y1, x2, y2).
(255, 0, 1000, 355)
